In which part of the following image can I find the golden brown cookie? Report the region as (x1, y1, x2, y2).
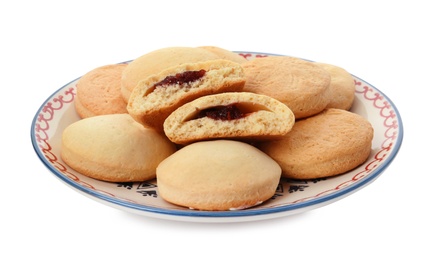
(121, 47, 219, 102)
(156, 140, 281, 211)
(242, 56, 331, 119)
(61, 114, 177, 182)
(259, 108, 374, 179)
(314, 62, 356, 110)
(127, 59, 246, 132)
(163, 92, 295, 144)
(75, 64, 128, 118)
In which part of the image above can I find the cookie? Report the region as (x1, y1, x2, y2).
(242, 56, 331, 119)
(75, 63, 128, 118)
(163, 92, 295, 144)
(61, 114, 177, 182)
(198, 46, 247, 64)
(259, 108, 374, 179)
(121, 47, 219, 102)
(156, 140, 281, 211)
(314, 62, 356, 110)
(127, 59, 246, 132)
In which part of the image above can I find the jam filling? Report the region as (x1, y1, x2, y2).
(153, 69, 206, 88)
(197, 104, 246, 121)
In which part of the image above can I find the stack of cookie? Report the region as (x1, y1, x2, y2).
(60, 46, 373, 211)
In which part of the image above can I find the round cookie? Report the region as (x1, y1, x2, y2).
(259, 108, 374, 179)
(61, 114, 177, 182)
(242, 56, 332, 119)
(198, 46, 248, 64)
(163, 92, 295, 144)
(75, 63, 128, 118)
(156, 140, 282, 211)
(121, 47, 219, 102)
(314, 62, 356, 110)
(127, 59, 245, 132)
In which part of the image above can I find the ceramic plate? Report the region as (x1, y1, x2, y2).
(31, 52, 403, 223)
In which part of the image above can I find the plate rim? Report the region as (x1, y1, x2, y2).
(30, 51, 404, 220)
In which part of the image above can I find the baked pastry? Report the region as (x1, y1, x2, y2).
(156, 140, 282, 211)
(75, 63, 128, 118)
(259, 108, 374, 179)
(163, 92, 295, 144)
(121, 47, 219, 102)
(61, 114, 177, 182)
(314, 62, 356, 110)
(242, 56, 331, 119)
(127, 59, 246, 132)
(198, 46, 247, 64)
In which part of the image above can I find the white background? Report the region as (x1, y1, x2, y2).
(1, 0, 426, 259)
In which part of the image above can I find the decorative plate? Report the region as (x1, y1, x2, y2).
(31, 52, 403, 222)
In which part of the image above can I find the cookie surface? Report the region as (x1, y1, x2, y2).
(121, 47, 219, 102)
(127, 59, 246, 132)
(156, 140, 281, 211)
(75, 64, 128, 118)
(314, 62, 356, 110)
(259, 108, 374, 179)
(163, 92, 295, 144)
(242, 56, 331, 119)
(61, 114, 177, 182)
(198, 46, 247, 64)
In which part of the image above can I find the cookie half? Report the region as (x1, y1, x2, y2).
(156, 140, 282, 211)
(121, 47, 219, 102)
(242, 56, 331, 119)
(259, 108, 374, 179)
(75, 64, 128, 118)
(61, 114, 176, 182)
(127, 59, 246, 132)
(163, 92, 295, 144)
